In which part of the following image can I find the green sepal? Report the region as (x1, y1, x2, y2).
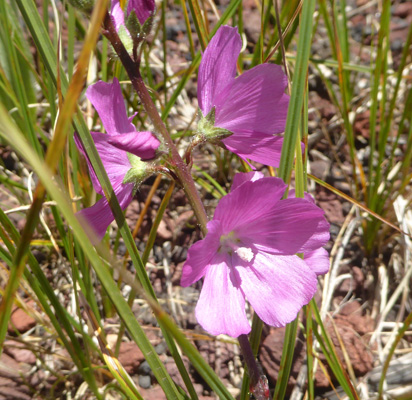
(125, 10, 142, 39)
(197, 107, 233, 142)
(126, 12, 155, 44)
(141, 14, 155, 37)
(122, 154, 152, 195)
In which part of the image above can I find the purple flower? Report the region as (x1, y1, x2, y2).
(111, 0, 155, 31)
(181, 172, 330, 337)
(75, 78, 160, 241)
(197, 25, 290, 167)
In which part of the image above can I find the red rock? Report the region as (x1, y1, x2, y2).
(260, 309, 374, 392)
(118, 342, 145, 374)
(260, 327, 306, 394)
(319, 199, 345, 224)
(393, 3, 412, 19)
(9, 301, 36, 334)
(164, 355, 191, 389)
(325, 315, 374, 376)
(138, 384, 167, 399)
(3, 341, 36, 365)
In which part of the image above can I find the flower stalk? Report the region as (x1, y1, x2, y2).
(102, 11, 208, 234)
(238, 334, 269, 400)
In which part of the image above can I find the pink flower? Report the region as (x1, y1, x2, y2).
(75, 78, 160, 241)
(181, 172, 330, 337)
(197, 26, 290, 167)
(111, 0, 155, 31)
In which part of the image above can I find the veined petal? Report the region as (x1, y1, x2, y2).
(84, 133, 131, 195)
(198, 25, 242, 115)
(127, 0, 155, 24)
(304, 248, 330, 276)
(238, 197, 329, 255)
(111, 0, 125, 31)
(236, 252, 317, 327)
(107, 131, 160, 160)
(75, 132, 130, 195)
(77, 182, 134, 243)
(230, 171, 264, 192)
(224, 133, 284, 167)
(181, 220, 223, 287)
(215, 64, 289, 135)
(214, 178, 287, 233)
(86, 78, 135, 136)
(195, 253, 250, 337)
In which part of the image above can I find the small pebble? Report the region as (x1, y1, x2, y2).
(138, 374, 151, 389)
(155, 341, 167, 355)
(138, 360, 152, 376)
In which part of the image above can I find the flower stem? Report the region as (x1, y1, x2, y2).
(238, 334, 270, 400)
(102, 12, 208, 235)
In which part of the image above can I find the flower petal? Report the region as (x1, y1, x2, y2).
(107, 131, 160, 160)
(237, 197, 329, 255)
(76, 132, 131, 196)
(111, 0, 125, 31)
(127, 0, 155, 24)
(215, 63, 289, 135)
(198, 25, 242, 115)
(86, 78, 135, 136)
(236, 252, 318, 327)
(195, 253, 251, 337)
(230, 171, 264, 192)
(77, 182, 134, 243)
(304, 247, 330, 276)
(224, 133, 284, 167)
(181, 220, 223, 287)
(214, 177, 287, 233)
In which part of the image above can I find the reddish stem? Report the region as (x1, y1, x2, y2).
(103, 12, 208, 235)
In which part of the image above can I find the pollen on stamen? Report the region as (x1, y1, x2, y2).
(235, 247, 254, 262)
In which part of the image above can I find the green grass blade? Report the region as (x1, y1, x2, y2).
(186, 0, 208, 50)
(278, 0, 316, 183)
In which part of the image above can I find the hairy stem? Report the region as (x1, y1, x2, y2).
(103, 12, 208, 234)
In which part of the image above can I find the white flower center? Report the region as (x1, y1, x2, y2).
(235, 247, 254, 262)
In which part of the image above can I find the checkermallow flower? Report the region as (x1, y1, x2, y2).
(197, 25, 290, 167)
(75, 78, 160, 241)
(181, 172, 330, 337)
